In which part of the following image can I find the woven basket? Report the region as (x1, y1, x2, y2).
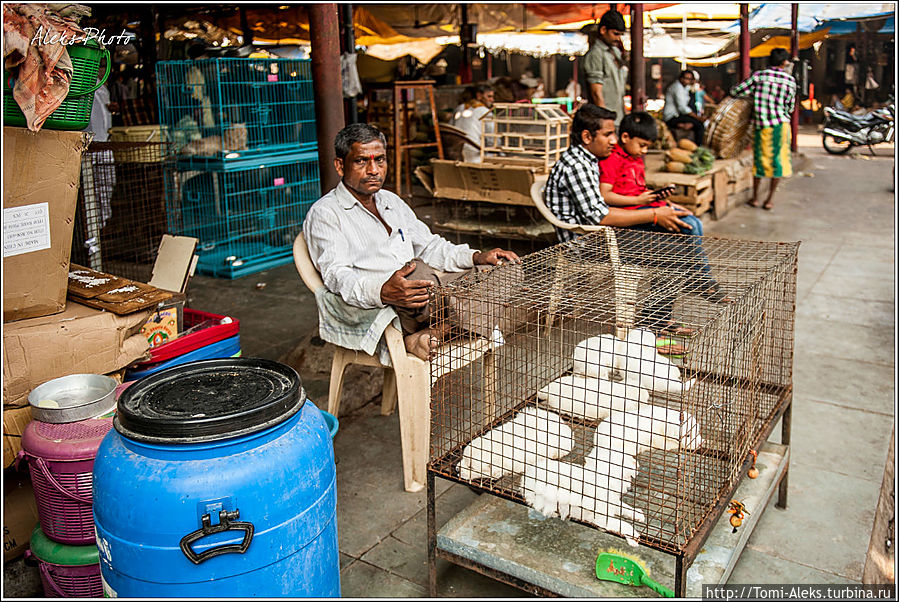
(705, 97, 752, 159)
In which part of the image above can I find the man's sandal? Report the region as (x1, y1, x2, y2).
(697, 284, 734, 304)
(656, 338, 687, 358)
(658, 321, 696, 337)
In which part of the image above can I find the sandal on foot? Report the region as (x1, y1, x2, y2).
(697, 284, 734, 304)
(658, 321, 696, 337)
(762, 201, 774, 211)
(656, 338, 687, 357)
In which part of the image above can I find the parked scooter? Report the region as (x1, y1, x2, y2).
(822, 97, 894, 155)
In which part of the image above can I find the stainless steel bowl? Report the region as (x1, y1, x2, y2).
(27, 374, 118, 423)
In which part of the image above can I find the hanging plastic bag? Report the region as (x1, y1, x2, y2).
(865, 69, 880, 90)
(341, 52, 363, 98)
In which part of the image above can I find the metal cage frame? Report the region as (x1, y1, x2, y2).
(425, 228, 798, 596)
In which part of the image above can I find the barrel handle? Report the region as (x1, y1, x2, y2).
(179, 509, 254, 565)
(29, 455, 93, 505)
(38, 561, 69, 597)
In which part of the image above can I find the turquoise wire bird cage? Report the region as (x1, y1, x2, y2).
(164, 150, 321, 278)
(156, 58, 317, 170)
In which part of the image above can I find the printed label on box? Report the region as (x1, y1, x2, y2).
(3, 203, 51, 258)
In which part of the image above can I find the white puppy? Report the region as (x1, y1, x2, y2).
(458, 407, 574, 481)
(594, 404, 703, 457)
(536, 374, 648, 422)
(521, 458, 644, 547)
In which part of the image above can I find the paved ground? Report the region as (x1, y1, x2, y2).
(4, 128, 894, 597)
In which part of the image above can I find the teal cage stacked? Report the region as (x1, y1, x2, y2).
(156, 58, 320, 278)
(163, 151, 320, 278)
(155, 58, 317, 170)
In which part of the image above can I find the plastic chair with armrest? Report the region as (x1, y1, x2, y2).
(293, 233, 430, 493)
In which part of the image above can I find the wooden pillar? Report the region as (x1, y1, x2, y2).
(339, 3, 358, 125)
(309, 4, 344, 195)
(740, 4, 751, 81)
(459, 4, 472, 84)
(790, 4, 799, 152)
(239, 7, 253, 45)
(629, 4, 645, 112)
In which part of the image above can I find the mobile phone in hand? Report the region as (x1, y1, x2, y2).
(652, 185, 676, 199)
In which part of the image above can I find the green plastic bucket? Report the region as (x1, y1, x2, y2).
(3, 39, 110, 130)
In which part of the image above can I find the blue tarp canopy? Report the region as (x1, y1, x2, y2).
(815, 15, 894, 35)
(723, 3, 895, 33)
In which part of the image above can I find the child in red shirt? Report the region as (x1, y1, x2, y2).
(598, 111, 730, 303)
(599, 111, 700, 235)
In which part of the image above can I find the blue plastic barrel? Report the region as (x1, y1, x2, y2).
(92, 358, 339, 597)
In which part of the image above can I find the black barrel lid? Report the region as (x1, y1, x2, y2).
(115, 358, 305, 444)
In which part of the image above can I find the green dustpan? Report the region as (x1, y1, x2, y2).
(595, 550, 675, 597)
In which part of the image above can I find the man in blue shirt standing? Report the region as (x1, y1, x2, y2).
(663, 70, 705, 145)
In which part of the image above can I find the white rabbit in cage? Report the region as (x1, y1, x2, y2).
(458, 407, 574, 481)
(594, 404, 703, 456)
(583, 446, 640, 498)
(572, 334, 619, 379)
(536, 374, 648, 422)
(521, 458, 643, 547)
(572, 330, 695, 395)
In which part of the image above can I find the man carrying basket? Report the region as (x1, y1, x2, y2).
(729, 48, 797, 211)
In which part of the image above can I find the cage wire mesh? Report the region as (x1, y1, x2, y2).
(155, 57, 316, 168)
(163, 152, 320, 278)
(71, 141, 170, 282)
(429, 228, 798, 554)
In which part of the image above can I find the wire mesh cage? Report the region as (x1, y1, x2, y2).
(429, 228, 798, 555)
(71, 141, 170, 282)
(480, 102, 572, 174)
(155, 58, 316, 169)
(163, 150, 320, 278)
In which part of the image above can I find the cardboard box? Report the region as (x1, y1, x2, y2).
(4, 468, 39, 562)
(2, 405, 32, 469)
(140, 300, 184, 348)
(425, 160, 539, 206)
(3, 127, 90, 323)
(2, 303, 151, 466)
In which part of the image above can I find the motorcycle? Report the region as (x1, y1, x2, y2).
(822, 98, 894, 155)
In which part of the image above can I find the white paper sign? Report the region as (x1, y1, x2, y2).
(3, 202, 51, 258)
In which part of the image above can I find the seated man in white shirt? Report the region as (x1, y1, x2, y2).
(304, 123, 519, 360)
(449, 84, 495, 163)
(662, 70, 705, 145)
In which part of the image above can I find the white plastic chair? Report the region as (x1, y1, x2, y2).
(293, 233, 430, 493)
(293, 233, 493, 492)
(529, 179, 645, 338)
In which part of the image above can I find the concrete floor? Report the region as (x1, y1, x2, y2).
(4, 129, 894, 597)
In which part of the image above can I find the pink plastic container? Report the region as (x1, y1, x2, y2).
(19, 418, 113, 545)
(25, 550, 103, 598)
(37, 561, 103, 598)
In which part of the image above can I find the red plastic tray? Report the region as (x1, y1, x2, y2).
(141, 308, 240, 364)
